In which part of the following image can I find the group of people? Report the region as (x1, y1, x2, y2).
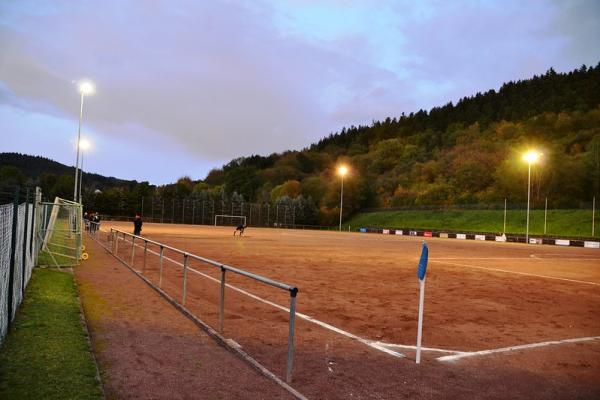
(83, 212, 101, 232)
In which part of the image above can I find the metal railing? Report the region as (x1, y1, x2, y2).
(91, 224, 299, 383)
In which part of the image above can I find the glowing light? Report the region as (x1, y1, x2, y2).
(78, 80, 95, 95)
(79, 138, 91, 151)
(522, 150, 541, 164)
(338, 165, 348, 176)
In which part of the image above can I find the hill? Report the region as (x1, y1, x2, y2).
(2, 64, 600, 226)
(0, 152, 142, 200)
(202, 63, 600, 224)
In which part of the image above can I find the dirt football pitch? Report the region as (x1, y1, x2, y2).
(88, 222, 600, 399)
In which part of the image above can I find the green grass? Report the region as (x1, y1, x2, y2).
(346, 209, 598, 238)
(0, 269, 103, 400)
(38, 216, 81, 266)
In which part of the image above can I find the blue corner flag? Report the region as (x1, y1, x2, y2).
(417, 242, 428, 281)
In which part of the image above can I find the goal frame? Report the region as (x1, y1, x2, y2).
(214, 214, 247, 226)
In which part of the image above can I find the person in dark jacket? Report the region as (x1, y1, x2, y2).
(133, 214, 143, 236)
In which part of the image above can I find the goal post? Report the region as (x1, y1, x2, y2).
(38, 197, 82, 266)
(214, 214, 247, 227)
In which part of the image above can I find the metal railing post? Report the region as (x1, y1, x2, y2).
(182, 254, 189, 305)
(130, 235, 135, 267)
(143, 240, 148, 273)
(113, 230, 118, 255)
(159, 246, 164, 287)
(286, 287, 298, 383)
(219, 266, 226, 333)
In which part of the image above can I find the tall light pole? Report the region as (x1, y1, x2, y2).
(78, 139, 91, 204)
(73, 80, 95, 203)
(523, 150, 541, 244)
(338, 165, 348, 231)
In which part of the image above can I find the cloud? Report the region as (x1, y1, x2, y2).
(1, 0, 599, 183)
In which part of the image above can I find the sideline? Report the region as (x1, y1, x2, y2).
(432, 260, 600, 286)
(437, 336, 600, 362)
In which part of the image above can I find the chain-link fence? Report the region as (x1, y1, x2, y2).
(98, 197, 321, 229)
(0, 188, 38, 344)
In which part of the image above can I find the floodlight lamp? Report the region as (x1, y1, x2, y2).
(338, 165, 348, 176)
(522, 150, 541, 164)
(79, 138, 91, 151)
(78, 80, 95, 95)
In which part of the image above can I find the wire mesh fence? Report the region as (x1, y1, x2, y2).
(93, 197, 320, 229)
(0, 188, 38, 345)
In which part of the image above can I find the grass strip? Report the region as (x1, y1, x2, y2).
(346, 209, 598, 238)
(0, 268, 103, 400)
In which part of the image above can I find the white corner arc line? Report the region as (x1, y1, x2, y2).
(437, 336, 600, 362)
(434, 260, 600, 286)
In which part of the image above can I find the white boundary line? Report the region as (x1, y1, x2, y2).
(371, 341, 467, 355)
(112, 234, 600, 364)
(433, 260, 600, 286)
(118, 235, 409, 358)
(433, 257, 600, 261)
(437, 336, 600, 362)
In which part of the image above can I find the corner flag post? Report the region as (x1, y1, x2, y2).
(416, 241, 429, 364)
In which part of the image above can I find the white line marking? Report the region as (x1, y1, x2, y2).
(118, 235, 406, 358)
(371, 341, 467, 355)
(433, 257, 600, 261)
(437, 336, 600, 362)
(434, 260, 600, 286)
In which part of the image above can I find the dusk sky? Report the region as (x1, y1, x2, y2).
(1, 0, 599, 184)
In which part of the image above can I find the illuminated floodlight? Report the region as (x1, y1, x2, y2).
(522, 150, 541, 164)
(338, 165, 348, 176)
(79, 138, 91, 151)
(78, 80, 95, 96)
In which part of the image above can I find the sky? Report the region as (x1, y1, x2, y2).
(1, 0, 599, 185)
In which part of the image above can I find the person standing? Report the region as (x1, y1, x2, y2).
(133, 214, 143, 236)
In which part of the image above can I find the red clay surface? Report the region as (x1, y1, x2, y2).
(90, 222, 600, 399)
(76, 237, 294, 400)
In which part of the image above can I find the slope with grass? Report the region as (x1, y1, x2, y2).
(346, 209, 598, 238)
(0, 269, 103, 400)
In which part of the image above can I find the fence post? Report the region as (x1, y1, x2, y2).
(159, 246, 164, 287)
(593, 196, 596, 237)
(182, 254, 189, 305)
(286, 287, 298, 383)
(130, 235, 135, 267)
(142, 240, 148, 273)
(21, 188, 30, 293)
(219, 266, 226, 333)
(29, 189, 36, 258)
(7, 186, 20, 330)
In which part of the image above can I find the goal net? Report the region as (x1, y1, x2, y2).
(214, 214, 247, 227)
(38, 197, 82, 266)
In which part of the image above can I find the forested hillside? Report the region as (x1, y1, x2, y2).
(0, 153, 140, 199)
(2, 64, 599, 225)
(200, 64, 600, 223)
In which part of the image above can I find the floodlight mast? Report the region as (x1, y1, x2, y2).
(78, 139, 91, 203)
(523, 150, 541, 243)
(338, 165, 348, 231)
(73, 80, 95, 203)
